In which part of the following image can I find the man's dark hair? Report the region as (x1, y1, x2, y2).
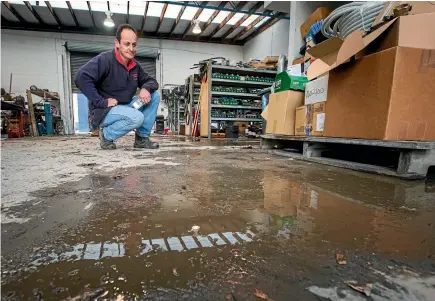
(116, 24, 137, 42)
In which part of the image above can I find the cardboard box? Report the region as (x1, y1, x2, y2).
(234, 122, 248, 135)
(261, 90, 304, 135)
(288, 59, 311, 77)
(251, 62, 277, 70)
(262, 56, 279, 64)
(295, 102, 326, 136)
(325, 47, 435, 140)
(295, 106, 307, 136)
(306, 13, 435, 140)
(292, 57, 305, 65)
(305, 74, 328, 105)
(307, 13, 435, 80)
(300, 7, 332, 38)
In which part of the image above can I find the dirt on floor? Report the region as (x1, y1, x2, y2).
(1, 136, 435, 301)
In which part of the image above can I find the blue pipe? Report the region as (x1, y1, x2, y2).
(150, 1, 290, 20)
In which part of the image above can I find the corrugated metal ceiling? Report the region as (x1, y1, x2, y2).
(1, 1, 289, 45)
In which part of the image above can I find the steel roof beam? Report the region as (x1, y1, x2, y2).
(140, 1, 150, 32)
(156, 3, 168, 33)
(218, 1, 262, 40)
(149, 1, 289, 19)
(87, 1, 96, 27)
(126, 1, 130, 24)
(3, 1, 27, 24)
(66, 1, 80, 28)
(200, 1, 230, 36)
(169, 1, 187, 37)
(44, 1, 62, 27)
(208, 0, 246, 39)
(23, 1, 44, 24)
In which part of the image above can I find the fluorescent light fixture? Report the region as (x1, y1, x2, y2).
(104, 12, 115, 27)
(192, 19, 201, 34)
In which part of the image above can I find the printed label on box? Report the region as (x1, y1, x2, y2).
(316, 113, 325, 131)
(305, 74, 329, 105)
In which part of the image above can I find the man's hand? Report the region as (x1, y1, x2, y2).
(107, 98, 118, 107)
(139, 88, 151, 105)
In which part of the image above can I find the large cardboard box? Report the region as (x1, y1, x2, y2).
(325, 47, 435, 140)
(300, 7, 332, 38)
(305, 74, 329, 105)
(234, 122, 248, 135)
(295, 102, 326, 136)
(262, 90, 304, 135)
(306, 13, 435, 140)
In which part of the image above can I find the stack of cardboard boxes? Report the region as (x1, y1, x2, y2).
(249, 56, 280, 70)
(262, 3, 435, 141)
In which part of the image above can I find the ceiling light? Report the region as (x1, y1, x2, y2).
(104, 12, 115, 27)
(192, 19, 202, 34)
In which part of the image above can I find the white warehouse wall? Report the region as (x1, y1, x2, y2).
(161, 39, 243, 86)
(242, 19, 290, 61)
(1, 29, 243, 95)
(1, 33, 61, 99)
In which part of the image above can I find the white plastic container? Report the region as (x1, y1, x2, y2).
(132, 97, 143, 110)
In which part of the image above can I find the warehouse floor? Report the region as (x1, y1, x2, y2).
(1, 136, 435, 301)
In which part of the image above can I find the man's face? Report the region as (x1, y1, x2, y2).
(115, 29, 137, 61)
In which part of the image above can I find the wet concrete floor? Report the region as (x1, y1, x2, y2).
(1, 136, 435, 300)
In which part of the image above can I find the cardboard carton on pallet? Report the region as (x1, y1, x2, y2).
(307, 12, 435, 141)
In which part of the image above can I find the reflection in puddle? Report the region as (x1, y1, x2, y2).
(29, 231, 256, 267)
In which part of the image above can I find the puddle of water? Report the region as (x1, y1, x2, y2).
(2, 162, 435, 300)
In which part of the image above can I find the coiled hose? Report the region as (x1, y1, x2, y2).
(322, 2, 386, 39)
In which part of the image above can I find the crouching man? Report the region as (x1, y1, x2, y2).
(75, 24, 159, 149)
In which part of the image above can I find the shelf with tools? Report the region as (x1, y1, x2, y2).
(211, 78, 273, 87)
(199, 61, 277, 139)
(210, 105, 261, 110)
(162, 85, 186, 134)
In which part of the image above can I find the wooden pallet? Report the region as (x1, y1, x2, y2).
(261, 134, 435, 179)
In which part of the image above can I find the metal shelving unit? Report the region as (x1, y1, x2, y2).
(211, 91, 261, 98)
(211, 65, 278, 75)
(211, 117, 263, 122)
(200, 62, 277, 139)
(211, 105, 261, 110)
(211, 78, 273, 87)
(185, 75, 201, 136)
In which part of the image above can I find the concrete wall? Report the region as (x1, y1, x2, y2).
(242, 19, 290, 61)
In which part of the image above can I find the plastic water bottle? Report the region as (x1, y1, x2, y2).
(132, 96, 143, 110)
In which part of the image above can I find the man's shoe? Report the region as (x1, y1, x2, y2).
(134, 134, 159, 149)
(99, 128, 116, 150)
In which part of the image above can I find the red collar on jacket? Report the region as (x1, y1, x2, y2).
(114, 48, 136, 71)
